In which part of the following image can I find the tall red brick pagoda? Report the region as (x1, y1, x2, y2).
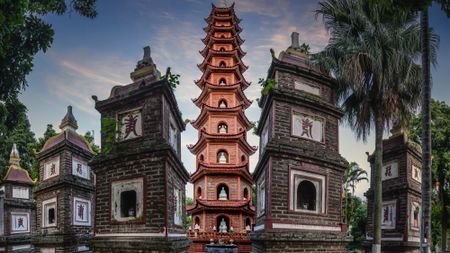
(187, 2, 256, 253)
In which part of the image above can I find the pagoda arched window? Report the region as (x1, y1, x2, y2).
(217, 184, 229, 200)
(220, 34, 226, 38)
(218, 99, 228, 108)
(194, 216, 201, 230)
(199, 154, 204, 162)
(219, 47, 226, 52)
(217, 150, 228, 164)
(120, 190, 137, 218)
(196, 187, 202, 199)
(243, 187, 249, 200)
(216, 215, 230, 233)
(296, 180, 316, 211)
(245, 217, 252, 231)
(218, 123, 228, 134)
(219, 61, 226, 67)
(218, 78, 227, 86)
(241, 155, 246, 162)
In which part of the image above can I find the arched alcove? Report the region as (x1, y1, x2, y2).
(218, 122, 228, 134)
(217, 150, 228, 163)
(296, 180, 316, 211)
(217, 183, 229, 200)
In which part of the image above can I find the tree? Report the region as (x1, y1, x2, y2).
(384, 1, 449, 251)
(185, 197, 193, 230)
(0, 0, 97, 101)
(0, 96, 37, 178)
(313, 1, 429, 252)
(84, 130, 100, 155)
(347, 196, 368, 251)
(409, 99, 450, 251)
(343, 162, 368, 225)
(30, 124, 58, 179)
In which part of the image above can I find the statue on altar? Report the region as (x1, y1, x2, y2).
(194, 223, 200, 231)
(218, 187, 228, 200)
(219, 218, 227, 232)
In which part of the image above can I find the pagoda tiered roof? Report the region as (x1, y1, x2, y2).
(200, 47, 246, 58)
(190, 104, 253, 130)
(202, 34, 244, 47)
(198, 61, 248, 73)
(192, 82, 252, 109)
(191, 163, 252, 183)
(187, 199, 255, 214)
(199, 49, 246, 67)
(187, 129, 257, 155)
(203, 23, 242, 34)
(195, 65, 250, 90)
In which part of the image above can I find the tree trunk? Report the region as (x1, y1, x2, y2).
(420, 7, 432, 253)
(441, 181, 448, 252)
(372, 113, 384, 253)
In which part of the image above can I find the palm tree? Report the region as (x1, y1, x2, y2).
(386, 1, 448, 251)
(313, 1, 427, 252)
(343, 162, 368, 225)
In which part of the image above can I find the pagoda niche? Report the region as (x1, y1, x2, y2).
(187, 2, 255, 253)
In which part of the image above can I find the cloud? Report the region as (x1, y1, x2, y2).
(46, 50, 133, 116)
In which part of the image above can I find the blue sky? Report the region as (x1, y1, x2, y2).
(20, 0, 450, 197)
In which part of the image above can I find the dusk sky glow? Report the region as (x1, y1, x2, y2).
(20, 0, 450, 198)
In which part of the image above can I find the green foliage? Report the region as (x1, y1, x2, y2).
(0, 96, 37, 178)
(0, 0, 97, 101)
(162, 68, 181, 89)
(258, 78, 276, 96)
(300, 43, 311, 54)
(313, 0, 431, 142)
(84, 130, 100, 155)
(347, 196, 368, 251)
(185, 197, 193, 229)
(100, 117, 121, 154)
(30, 124, 58, 179)
(409, 99, 450, 250)
(343, 162, 368, 224)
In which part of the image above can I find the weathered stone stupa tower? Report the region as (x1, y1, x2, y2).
(0, 144, 35, 252)
(89, 46, 190, 252)
(34, 106, 95, 253)
(186, 2, 256, 252)
(365, 127, 422, 252)
(251, 32, 351, 252)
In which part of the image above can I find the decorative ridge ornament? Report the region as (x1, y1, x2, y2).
(59, 105, 78, 131)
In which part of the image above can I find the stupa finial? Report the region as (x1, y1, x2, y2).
(290, 32, 300, 49)
(9, 143, 20, 166)
(130, 45, 161, 81)
(59, 105, 78, 131)
(220, 0, 227, 7)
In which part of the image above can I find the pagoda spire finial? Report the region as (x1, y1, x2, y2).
(219, 0, 227, 7)
(290, 32, 300, 49)
(9, 143, 20, 166)
(130, 45, 161, 82)
(59, 105, 78, 131)
(285, 31, 308, 58)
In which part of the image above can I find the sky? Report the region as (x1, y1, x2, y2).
(20, 0, 450, 198)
